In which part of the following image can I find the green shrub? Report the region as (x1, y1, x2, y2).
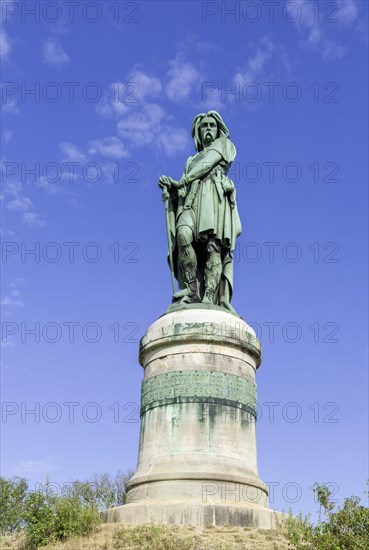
(286, 481, 369, 550)
(0, 471, 135, 548)
(23, 480, 101, 549)
(284, 510, 313, 547)
(68, 469, 134, 510)
(0, 476, 28, 534)
(53, 497, 101, 540)
(23, 489, 56, 548)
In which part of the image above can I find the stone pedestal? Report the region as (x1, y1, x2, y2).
(103, 307, 281, 528)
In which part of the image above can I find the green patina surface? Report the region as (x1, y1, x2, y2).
(141, 370, 257, 417)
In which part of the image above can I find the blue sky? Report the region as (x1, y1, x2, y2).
(1, 0, 368, 519)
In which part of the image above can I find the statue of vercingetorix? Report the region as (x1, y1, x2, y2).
(158, 111, 242, 315)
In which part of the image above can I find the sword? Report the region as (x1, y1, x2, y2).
(161, 178, 176, 296)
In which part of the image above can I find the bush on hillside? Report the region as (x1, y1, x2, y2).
(286, 481, 369, 550)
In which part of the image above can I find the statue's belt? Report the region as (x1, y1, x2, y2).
(184, 170, 225, 209)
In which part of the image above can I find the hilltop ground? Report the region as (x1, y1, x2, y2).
(0, 523, 291, 550)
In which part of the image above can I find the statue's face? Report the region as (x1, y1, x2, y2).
(199, 116, 218, 147)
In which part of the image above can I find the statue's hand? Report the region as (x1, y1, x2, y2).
(158, 175, 171, 189)
(159, 176, 185, 190)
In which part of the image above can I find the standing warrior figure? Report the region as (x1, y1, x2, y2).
(159, 111, 242, 315)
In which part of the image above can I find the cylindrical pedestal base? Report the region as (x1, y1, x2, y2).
(105, 307, 277, 527)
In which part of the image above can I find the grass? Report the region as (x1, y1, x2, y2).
(0, 523, 290, 550)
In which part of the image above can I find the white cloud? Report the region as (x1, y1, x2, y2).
(58, 139, 132, 182)
(96, 71, 161, 119)
(3, 129, 13, 144)
(1, 294, 24, 308)
(96, 86, 129, 119)
(9, 457, 61, 475)
(166, 55, 201, 102)
(59, 142, 87, 163)
(43, 39, 70, 67)
(11, 277, 26, 288)
(157, 127, 189, 157)
(35, 176, 63, 195)
(1, 180, 21, 197)
(2, 99, 19, 115)
(117, 102, 189, 156)
(337, 0, 358, 27)
(22, 212, 46, 227)
(286, 0, 352, 61)
(95, 64, 191, 156)
(88, 136, 129, 159)
(0, 28, 10, 61)
(234, 36, 275, 87)
(117, 103, 165, 146)
(1, 277, 26, 313)
(232, 36, 292, 97)
(2, 180, 45, 226)
(127, 68, 162, 100)
(7, 196, 33, 211)
(177, 34, 220, 57)
(0, 227, 16, 237)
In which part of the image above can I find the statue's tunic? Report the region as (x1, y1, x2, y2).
(177, 136, 242, 250)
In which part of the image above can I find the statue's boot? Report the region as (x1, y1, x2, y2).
(173, 242, 201, 303)
(173, 278, 201, 304)
(202, 242, 222, 304)
(202, 285, 216, 304)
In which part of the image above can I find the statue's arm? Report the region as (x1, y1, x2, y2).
(158, 149, 222, 190)
(184, 150, 222, 184)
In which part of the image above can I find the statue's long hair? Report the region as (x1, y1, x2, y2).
(191, 111, 230, 152)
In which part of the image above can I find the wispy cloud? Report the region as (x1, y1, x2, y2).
(7, 196, 34, 211)
(22, 212, 46, 227)
(35, 176, 63, 195)
(176, 33, 220, 57)
(2, 99, 20, 115)
(3, 130, 13, 145)
(1, 277, 26, 314)
(96, 84, 129, 119)
(156, 126, 189, 157)
(231, 36, 292, 106)
(128, 67, 162, 100)
(2, 180, 46, 226)
(9, 457, 61, 476)
(1, 293, 24, 309)
(117, 102, 189, 156)
(43, 39, 70, 67)
(0, 27, 10, 61)
(166, 54, 202, 102)
(88, 136, 129, 159)
(287, 0, 359, 61)
(95, 64, 191, 157)
(234, 36, 275, 87)
(59, 142, 87, 163)
(337, 0, 359, 27)
(117, 103, 166, 146)
(96, 69, 162, 119)
(58, 137, 129, 184)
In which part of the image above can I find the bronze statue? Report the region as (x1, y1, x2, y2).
(159, 111, 242, 315)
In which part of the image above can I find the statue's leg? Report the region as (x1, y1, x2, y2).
(203, 237, 222, 304)
(173, 225, 200, 303)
